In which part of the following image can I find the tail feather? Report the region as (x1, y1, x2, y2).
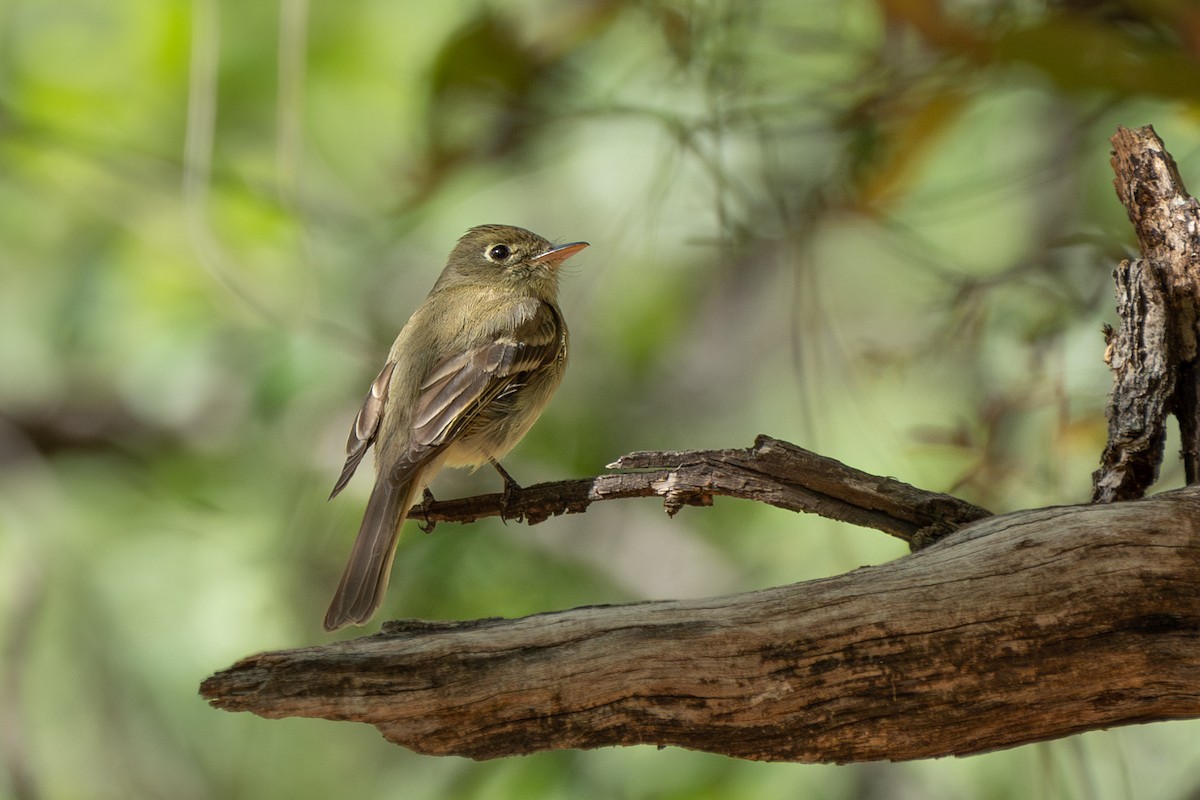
(323, 475, 421, 631)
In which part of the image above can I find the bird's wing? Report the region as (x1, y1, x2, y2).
(329, 361, 396, 499)
(405, 303, 564, 469)
(328, 303, 564, 495)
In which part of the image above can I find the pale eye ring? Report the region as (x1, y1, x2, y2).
(487, 244, 511, 262)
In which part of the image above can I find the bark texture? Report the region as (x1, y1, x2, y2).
(415, 435, 990, 547)
(202, 488, 1200, 762)
(1095, 125, 1200, 497)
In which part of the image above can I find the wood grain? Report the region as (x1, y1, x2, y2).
(202, 487, 1200, 761)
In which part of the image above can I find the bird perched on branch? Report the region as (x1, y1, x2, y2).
(323, 224, 587, 631)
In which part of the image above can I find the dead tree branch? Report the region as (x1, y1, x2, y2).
(417, 435, 990, 547)
(1096, 125, 1200, 498)
(201, 488, 1200, 762)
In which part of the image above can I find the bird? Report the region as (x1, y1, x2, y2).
(323, 224, 588, 631)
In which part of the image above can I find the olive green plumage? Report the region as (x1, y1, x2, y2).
(324, 225, 587, 631)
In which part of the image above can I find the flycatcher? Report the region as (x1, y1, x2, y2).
(323, 224, 587, 631)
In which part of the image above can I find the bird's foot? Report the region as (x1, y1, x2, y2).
(489, 459, 523, 523)
(416, 487, 437, 534)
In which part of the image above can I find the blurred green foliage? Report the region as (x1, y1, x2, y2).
(3, 0, 1200, 798)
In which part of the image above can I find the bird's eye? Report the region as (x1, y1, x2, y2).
(487, 244, 511, 262)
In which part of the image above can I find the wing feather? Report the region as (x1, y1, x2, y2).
(329, 361, 396, 499)
(408, 304, 563, 459)
(331, 302, 565, 493)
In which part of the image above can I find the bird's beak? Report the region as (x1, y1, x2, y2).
(532, 241, 589, 267)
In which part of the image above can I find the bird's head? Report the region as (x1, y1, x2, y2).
(438, 224, 588, 300)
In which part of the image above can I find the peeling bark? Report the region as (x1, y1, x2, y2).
(1096, 125, 1200, 496)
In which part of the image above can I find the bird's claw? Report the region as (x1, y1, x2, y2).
(490, 459, 523, 524)
(416, 487, 437, 534)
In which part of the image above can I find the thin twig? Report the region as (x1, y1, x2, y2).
(416, 434, 990, 547)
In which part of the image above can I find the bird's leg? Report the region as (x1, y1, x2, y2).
(416, 487, 437, 534)
(489, 458, 522, 521)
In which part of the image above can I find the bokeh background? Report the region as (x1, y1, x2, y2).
(4, 0, 1200, 798)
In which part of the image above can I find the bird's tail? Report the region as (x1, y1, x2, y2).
(323, 474, 421, 631)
